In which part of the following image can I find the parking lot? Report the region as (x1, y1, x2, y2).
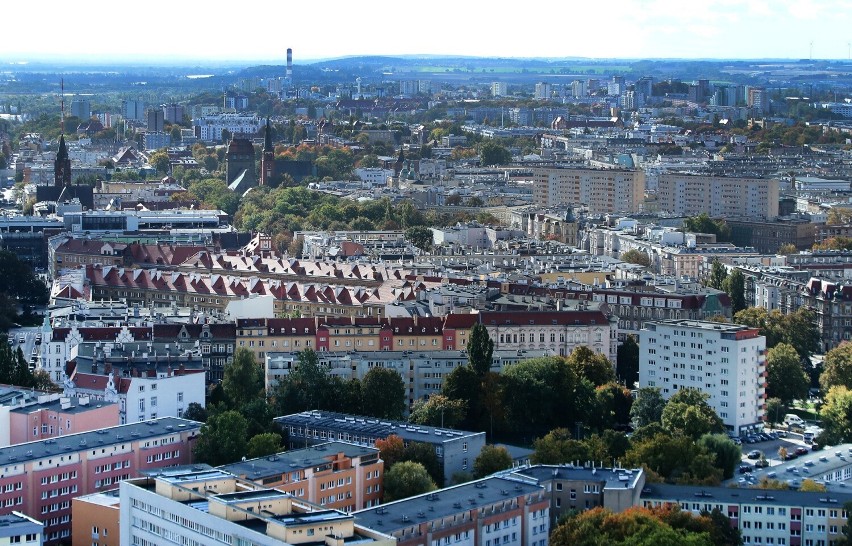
(737, 430, 817, 475)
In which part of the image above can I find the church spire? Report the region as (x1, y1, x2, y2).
(54, 134, 71, 188)
(264, 117, 272, 152)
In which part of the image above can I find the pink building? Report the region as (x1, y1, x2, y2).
(8, 394, 119, 445)
(0, 416, 200, 544)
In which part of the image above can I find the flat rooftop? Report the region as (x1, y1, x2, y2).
(642, 482, 852, 507)
(276, 411, 481, 444)
(0, 417, 200, 466)
(218, 441, 378, 481)
(354, 476, 543, 533)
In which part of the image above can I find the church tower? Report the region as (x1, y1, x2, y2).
(260, 118, 275, 186)
(54, 134, 71, 188)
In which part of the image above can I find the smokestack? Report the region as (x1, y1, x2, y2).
(286, 48, 293, 80)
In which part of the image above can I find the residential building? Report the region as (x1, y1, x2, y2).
(121, 100, 145, 121)
(532, 167, 645, 214)
(146, 109, 164, 133)
(641, 483, 851, 546)
(276, 411, 486, 485)
(71, 489, 119, 546)
(639, 319, 766, 435)
(512, 465, 646, 525)
(6, 393, 119, 446)
(727, 217, 818, 253)
(0, 417, 199, 544)
(657, 173, 779, 220)
(492, 82, 508, 97)
(354, 475, 550, 546)
(0, 513, 42, 546)
(120, 467, 395, 546)
(219, 441, 383, 511)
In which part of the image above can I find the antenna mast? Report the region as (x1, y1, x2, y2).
(60, 78, 65, 132)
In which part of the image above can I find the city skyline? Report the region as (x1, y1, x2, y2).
(5, 0, 852, 64)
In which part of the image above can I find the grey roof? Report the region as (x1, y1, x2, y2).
(0, 513, 42, 537)
(275, 411, 483, 445)
(9, 396, 117, 416)
(730, 443, 852, 489)
(218, 441, 379, 481)
(641, 482, 852, 507)
(0, 417, 200, 466)
(354, 476, 544, 533)
(513, 464, 645, 491)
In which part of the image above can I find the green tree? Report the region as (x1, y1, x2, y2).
(222, 348, 264, 408)
(551, 506, 715, 546)
(592, 383, 633, 431)
(683, 212, 731, 242)
(721, 268, 746, 314)
(183, 402, 208, 422)
(383, 461, 437, 502)
(821, 342, 852, 392)
(501, 357, 577, 435)
(478, 141, 511, 166)
(194, 410, 249, 466)
(246, 432, 283, 459)
(566, 346, 615, 387)
(661, 388, 724, 439)
(616, 335, 639, 388)
(706, 258, 727, 290)
(765, 397, 784, 427)
(819, 386, 852, 444)
(473, 445, 513, 478)
(532, 428, 590, 465)
(630, 386, 667, 428)
(624, 433, 722, 485)
(375, 434, 406, 470)
(409, 395, 466, 428)
(273, 349, 339, 414)
(148, 150, 171, 174)
(441, 364, 482, 431)
(697, 433, 741, 480)
(361, 366, 406, 420)
(767, 343, 810, 404)
(620, 249, 650, 267)
(467, 323, 494, 376)
(403, 441, 444, 485)
(405, 226, 433, 251)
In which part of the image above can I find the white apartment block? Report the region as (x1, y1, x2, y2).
(657, 173, 780, 220)
(533, 167, 645, 214)
(639, 319, 766, 435)
(193, 113, 264, 142)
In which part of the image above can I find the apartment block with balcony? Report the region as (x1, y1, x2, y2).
(532, 167, 645, 214)
(639, 319, 766, 435)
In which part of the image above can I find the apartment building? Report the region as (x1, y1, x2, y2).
(354, 475, 550, 546)
(657, 173, 779, 220)
(641, 483, 851, 546)
(6, 393, 119, 446)
(265, 349, 550, 406)
(0, 513, 42, 546)
(276, 411, 486, 485)
(120, 467, 395, 546)
(639, 319, 766, 435)
(532, 167, 645, 214)
(0, 417, 199, 544)
(512, 465, 646, 526)
(219, 441, 383, 511)
(71, 489, 119, 546)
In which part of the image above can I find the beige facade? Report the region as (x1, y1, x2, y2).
(657, 173, 779, 219)
(71, 491, 120, 546)
(533, 167, 645, 214)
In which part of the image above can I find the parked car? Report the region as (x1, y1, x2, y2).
(747, 450, 762, 459)
(795, 447, 809, 456)
(739, 464, 754, 474)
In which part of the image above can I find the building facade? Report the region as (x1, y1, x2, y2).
(532, 167, 644, 214)
(639, 319, 766, 435)
(657, 173, 780, 220)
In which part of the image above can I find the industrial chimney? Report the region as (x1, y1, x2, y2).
(286, 48, 293, 81)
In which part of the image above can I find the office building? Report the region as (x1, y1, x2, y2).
(639, 319, 766, 435)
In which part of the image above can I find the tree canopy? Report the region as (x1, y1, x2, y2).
(473, 445, 513, 478)
(766, 343, 810, 404)
(382, 461, 437, 502)
(223, 348, 264, 409)
(194, 410, 249, 466)
(821, 342, 852, 393)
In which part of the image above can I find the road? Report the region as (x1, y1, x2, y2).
(6, 326, 43, 371)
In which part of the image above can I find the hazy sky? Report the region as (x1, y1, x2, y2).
(5, 0, 852, 63)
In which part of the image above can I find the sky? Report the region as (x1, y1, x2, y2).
(4, 0, 852, 64)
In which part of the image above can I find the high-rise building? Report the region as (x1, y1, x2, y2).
(656, 173, 779, 220)
(121, 100, 145, 121)
(492, 82, 508, 97)
(532, 166, 645, 214)
(146, 109, 164, 132)
(70, 99, 90, 120)
(748, 86, 767, 115)
(162, 103, 185, 124)
(535, 82, 552, 100)
(639, 319, 766, 435)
